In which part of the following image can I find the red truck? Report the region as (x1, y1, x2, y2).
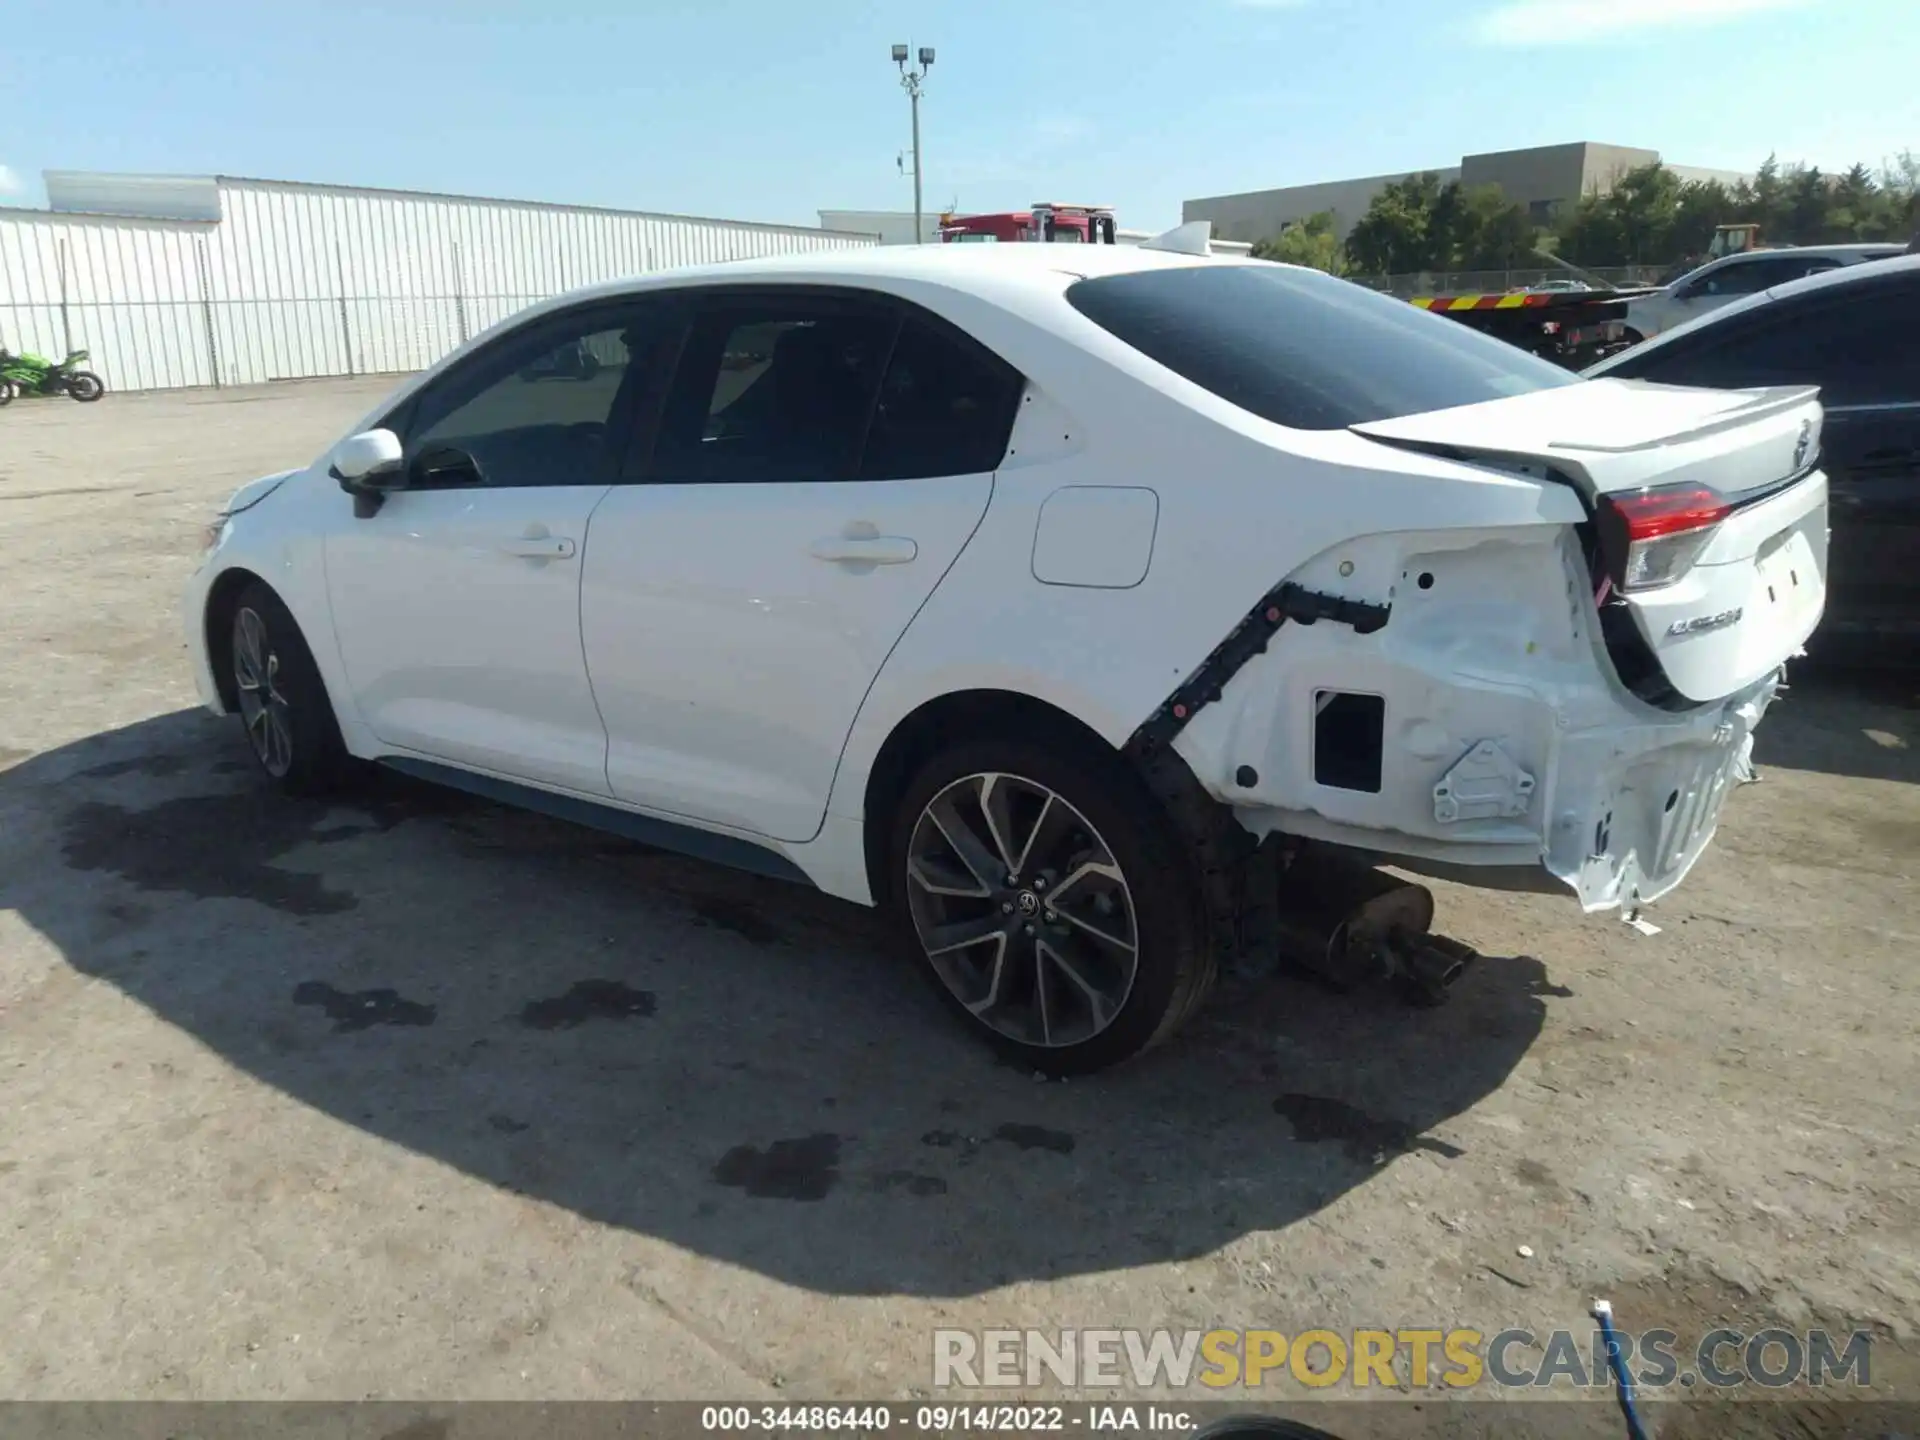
(939, 202, 1119, 245)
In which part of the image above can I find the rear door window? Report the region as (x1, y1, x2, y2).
(653, 299, 896, 483)
(860, 317, 1025, 479)
(1064, 264, 1576, 432)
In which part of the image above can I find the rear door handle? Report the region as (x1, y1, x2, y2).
(809, 535, 917, 565)
(500, 536, 577, 559)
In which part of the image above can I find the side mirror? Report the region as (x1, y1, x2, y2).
(330, 428, 403, 483)
(328, 428, 404, 517)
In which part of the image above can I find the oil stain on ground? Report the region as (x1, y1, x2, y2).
(63, 793, 361, 915)
(871, 1170, 948, 1197)
(991, 1122, 1075, 1155)
(518, 979, 657, 1030)
(377, 1420, 451, 1440)
(690, 898, 785, 946)
(921, 1123, 1077, 1165)
(59, 771, 482, 916)
(1274, 1093, 1464, 1166)
(293, 981, 437, 1033)
(80, 752, 189, 780)
(712, 1134, 841, 1201)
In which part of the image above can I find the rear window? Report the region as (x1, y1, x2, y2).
(1065, 264, 1577, 431)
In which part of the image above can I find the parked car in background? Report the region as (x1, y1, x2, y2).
(1622, 243, 1906, 341)
(1527, 278, 1592, 293)
(184, 245, 1828, 1071)
(1590, 254, 1920, 663)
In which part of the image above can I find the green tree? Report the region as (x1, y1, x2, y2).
(1552, 150, 1920, 266)
(1451, 185, 1538, 268)
(1786, 165, 1831, 242)
(1828, 163, 1880, 240)
(1345, 172, 1447, 274)
(1667, 179, 1735, 261)
(1745, 154, 1786, 235)
(1554, 191, 1630, 267)
(1356, 150, 1920, 277)
(1251, 210, 1348, 274)
(1346, 174, 1539, 274)
(1610, 163, 1684, 263)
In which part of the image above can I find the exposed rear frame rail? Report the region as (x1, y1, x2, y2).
(1123, 581, 1393, 978)
(1128, 582, 1392, 757)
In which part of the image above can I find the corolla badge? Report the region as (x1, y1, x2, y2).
(1668, 608, 1744, 637)
(1793, 419, 1814, 471)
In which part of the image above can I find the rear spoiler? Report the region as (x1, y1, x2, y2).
(1351, 384, 1822, 500)
(1543, 385, 1821, 456)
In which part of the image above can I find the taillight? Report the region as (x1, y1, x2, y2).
(1596, 484, 1730, 593)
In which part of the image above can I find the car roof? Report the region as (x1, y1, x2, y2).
(553, 239, 1235, 305)
(1591, 252, 1920, 375)
(1699, 242, 1903, 269)
(353, 241, 1261, 435)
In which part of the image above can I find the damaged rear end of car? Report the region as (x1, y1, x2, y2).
(1168, 380, 1827, 916)
(1065, 262, 1828, 918)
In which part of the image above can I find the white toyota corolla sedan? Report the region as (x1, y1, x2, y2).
(184, 240, 1828, 1072)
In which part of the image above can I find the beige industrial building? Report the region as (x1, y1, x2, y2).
(1185, 141, 1751, 246)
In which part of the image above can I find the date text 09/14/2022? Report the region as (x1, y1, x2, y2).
(700, 1405, 1194, 1433)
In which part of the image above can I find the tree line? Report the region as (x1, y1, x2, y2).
(1251, 153, 1920, 278)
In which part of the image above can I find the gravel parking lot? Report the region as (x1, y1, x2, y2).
(2, 380, 1918, 1431)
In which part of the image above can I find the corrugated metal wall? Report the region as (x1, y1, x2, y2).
(1, 211, 219, 390)
(1, 177, 877, 393)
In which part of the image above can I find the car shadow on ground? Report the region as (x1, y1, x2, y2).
(1751, 664, 1920, 786)
(0, 709, 1566, 1299)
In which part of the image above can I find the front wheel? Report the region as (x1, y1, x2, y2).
(65, 371, 104, 401)
(0, 380, 15, 406)
(886, 736, 1214, 1075)
(228, 582, 349, 794)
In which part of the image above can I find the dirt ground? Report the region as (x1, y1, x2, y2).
(2, 379, 1917, 1434)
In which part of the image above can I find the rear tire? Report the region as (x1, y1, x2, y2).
(885, 735, 1214, 1075)
(228, 582, 349, 796)
(0, 380, 15, 406)
(65, 371, 105, 402)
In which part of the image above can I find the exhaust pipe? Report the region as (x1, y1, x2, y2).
(1269, 849, 1473, 1005)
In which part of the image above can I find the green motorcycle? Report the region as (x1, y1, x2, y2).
(0, 346, 106, 404)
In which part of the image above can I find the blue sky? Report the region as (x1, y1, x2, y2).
(3, 0, 1915, 231)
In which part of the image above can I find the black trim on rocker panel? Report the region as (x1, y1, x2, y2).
(377, 757, 816, 887)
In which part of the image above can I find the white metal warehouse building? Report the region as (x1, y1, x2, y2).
(0, 172, 878, 393)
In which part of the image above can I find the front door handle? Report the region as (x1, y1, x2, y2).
(500, 536, 577, 560)
(809, 534, 917, 565)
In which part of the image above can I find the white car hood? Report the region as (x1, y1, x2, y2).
(221, 468, 301, 517)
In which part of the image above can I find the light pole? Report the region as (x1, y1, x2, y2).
(892, 43, 934, 243)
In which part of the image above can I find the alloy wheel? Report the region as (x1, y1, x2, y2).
(233, 606, 294, 777)
(904, 771, 1140, 1048)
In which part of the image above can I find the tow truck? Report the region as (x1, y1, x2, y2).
(1401, 250, 1664, 368)
(939, 202, 1119, 244)
(1406, 286, 1659, 367)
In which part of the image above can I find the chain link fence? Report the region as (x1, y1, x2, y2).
(1, 290, 564, 395)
